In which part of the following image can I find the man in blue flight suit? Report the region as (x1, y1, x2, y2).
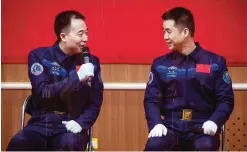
(144, 7, 234, 151)
(7, 10, 104, 151)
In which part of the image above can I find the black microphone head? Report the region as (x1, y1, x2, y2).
(76, 47, 89, 65)
(82, 47, 91, 63)
(82, 47, 90, 55)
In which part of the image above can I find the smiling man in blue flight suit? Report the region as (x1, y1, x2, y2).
(144, 7, 234, 151)
(7, 10, 104, 151)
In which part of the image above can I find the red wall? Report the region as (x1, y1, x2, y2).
(2, 0, 247, 64)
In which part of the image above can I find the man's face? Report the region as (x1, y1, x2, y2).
(163, 20, 185, 51)
(64, 18, 88, 55)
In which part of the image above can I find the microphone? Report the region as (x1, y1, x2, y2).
(82, 47, 92, 86)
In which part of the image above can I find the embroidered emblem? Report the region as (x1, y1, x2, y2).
(167, 66, 178, 78)
(31, 63, 43, 76)
(98, 72, 103, 83)
(223, 71, 231, 84)
(147, 72, 153, 85)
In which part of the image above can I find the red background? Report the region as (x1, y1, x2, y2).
(2, 0, 247, 65)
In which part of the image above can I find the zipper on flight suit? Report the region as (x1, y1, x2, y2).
(185, 56, 189, 108)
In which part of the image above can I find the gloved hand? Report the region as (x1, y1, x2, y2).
(148, 124, 167, 138)
(62, 120, 82, 134)
(202, 120, 218, 136)
(77, 63, 94, 81)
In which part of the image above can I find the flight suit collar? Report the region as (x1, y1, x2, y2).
(52, 42, 70, 64)
(171, 42, 202, 64)
(189, 42, 202, 61)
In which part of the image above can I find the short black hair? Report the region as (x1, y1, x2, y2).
(162, 7, 195, 37)
(54, 10, 85, 41)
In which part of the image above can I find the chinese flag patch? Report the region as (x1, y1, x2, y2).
(196, 64, 211, 73)
(76, 65, 80, 72)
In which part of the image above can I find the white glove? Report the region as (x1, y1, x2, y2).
(202, 120, 218, 136)
(62, 120, 82, 134)
(77, 63, 94, 81)
(148, 124, 167, 138)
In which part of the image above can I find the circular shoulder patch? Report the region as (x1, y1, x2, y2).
(31, 63, 43, 76)
(147, 72, 153, 85)
(98, 72, 103, 83)
(223, 71, 231, 84)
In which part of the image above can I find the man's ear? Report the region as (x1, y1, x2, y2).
(60, 33, 66, 42)
(183, 28, 190, 38)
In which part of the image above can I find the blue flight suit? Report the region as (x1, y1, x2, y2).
(7, 42, 104, 151)
(144, 43, 234, 151)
